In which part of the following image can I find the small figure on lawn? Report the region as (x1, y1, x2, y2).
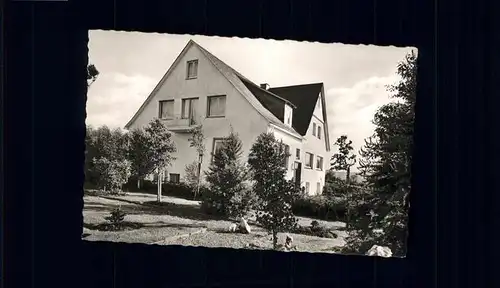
(284, 234, 295, 251)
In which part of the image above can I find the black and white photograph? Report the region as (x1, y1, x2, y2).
(83, 31, 417, 257)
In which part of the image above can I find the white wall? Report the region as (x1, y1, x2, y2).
(269, 126, 303, 181)
(284, 104, 293, 127)
(301, 110, 329, 195)
(313, 94, 323, 122)
(127, 44, 269, 181)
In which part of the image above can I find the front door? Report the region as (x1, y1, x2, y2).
(294, 162, 302, 187)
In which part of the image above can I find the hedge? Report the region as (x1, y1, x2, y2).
(292, 195, 348, 221)
(121, 179, 207, 201)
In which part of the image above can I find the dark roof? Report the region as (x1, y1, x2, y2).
(239, 77, 289, 122)
(268, 83, 324, 136)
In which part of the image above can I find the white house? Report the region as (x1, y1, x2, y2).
(125, 40, 331, 195)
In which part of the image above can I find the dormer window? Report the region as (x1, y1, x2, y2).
(284, 104, 293, 127)
(186, 60, 198, 79)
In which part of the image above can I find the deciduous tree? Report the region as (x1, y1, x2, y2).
(128, 119, 176, 200)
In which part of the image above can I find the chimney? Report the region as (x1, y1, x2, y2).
(260, 83, 270, 90)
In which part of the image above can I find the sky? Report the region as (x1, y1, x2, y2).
(87, 30, 415, 171)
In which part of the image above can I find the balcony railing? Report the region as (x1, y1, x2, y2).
(162, 117, 199, 132)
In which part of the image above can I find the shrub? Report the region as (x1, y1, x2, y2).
(291, 220, 338, 238)
(92, 157, 131, 193)
(105, 207, 127, 230)
(292, 195, 347, 221)
(184, 161, 200, 190)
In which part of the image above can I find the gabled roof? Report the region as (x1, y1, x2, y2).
(125, 40, 302, 139)
(194, 43, 301, 137)
(269, 83, 331, 151)
(268, 83, 323, 135)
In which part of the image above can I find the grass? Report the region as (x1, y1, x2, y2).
(82, 193, 347, 252)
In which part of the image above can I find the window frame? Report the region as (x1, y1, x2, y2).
(316, 155, 324, 171)
(317, 125, 322, 139)
(284, 144, 291, 168)
(305, 182, 310, 194)
(169, 173, 180, 184)
(305, 152, 314, 169)
(312, 122, 316, 136)
(316, 182, 321, 195)
(181, 97, 199, 120)
(295, 148, 301, 160)
(206, 95, 227, 118)
(211, 137, 227, 163)
(158, 100, 175, 120)
(186, 60, 199, 79)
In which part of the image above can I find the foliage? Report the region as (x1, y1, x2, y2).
(128, 119, 176, 180)
(187, 124, 206, 198)
(248, 132, 298, 249)
(85, 125, 130, 191)
(184, 161, 200, 189)
(292, 195, 347, 221)
(291, 220, 338, 238)
(203, 130, 255, 219)
(91, 157, 131, 193)
(323, 171, 350, 196)
(122, 179, 208, 200)
(330, 135, 357, 182)
(343, 50, 417, 257)
(188, 124, 206, 157)
(87, 64, 99, 87)
(105, 207, 127, 230)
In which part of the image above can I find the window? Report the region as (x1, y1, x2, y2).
(312, 123, 316, 136)
(211, 138, 226, 162)
(295, 148, 301, 160)
(186, 60, 198, 79)
(317, 125, 322, 139)
(207, 95, 226, 117)
(284, 144, 290, 168)
(181, 98, 199, 121)
(316, 182, 321, 195)
(305, 152, 314, 168)
(159, 100, 174, 119)
(169, 173, 180, 183)
(305, 182, 310, 194)
(316, 156, 323, 170)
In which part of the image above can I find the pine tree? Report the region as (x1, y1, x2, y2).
(343, 50, 417, 256)
(204, 130, 254, 219)
(248, 132, 298, 249)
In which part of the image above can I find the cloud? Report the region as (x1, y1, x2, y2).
(86, 72, 158, 128)
(325, 74, 401, 171)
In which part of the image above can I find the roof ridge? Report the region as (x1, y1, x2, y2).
(270, 82, 324, 90)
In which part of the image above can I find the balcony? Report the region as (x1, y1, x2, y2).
(163, 117, 200, 133)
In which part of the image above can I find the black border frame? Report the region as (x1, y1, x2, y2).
(5, 0, 498, 287)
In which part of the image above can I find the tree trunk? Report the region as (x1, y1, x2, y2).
(157, 171, 162, 203)
(346, 167, 351, 228)
(346, 167, 351, 184)
(137, 178, 142, 190)
(272, 230, 278, 250)
(195, 160, 202, 200)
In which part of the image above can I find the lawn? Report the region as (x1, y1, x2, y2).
(82, 192, 347, 253)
